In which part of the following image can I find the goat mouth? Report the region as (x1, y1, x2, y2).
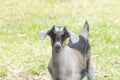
(55, 47, 61, 53)
(55, 50, 60, 53)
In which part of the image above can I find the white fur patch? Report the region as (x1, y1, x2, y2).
(55, 27, 64, 31)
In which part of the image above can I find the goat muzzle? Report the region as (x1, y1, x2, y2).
(54, 41, 61, 53)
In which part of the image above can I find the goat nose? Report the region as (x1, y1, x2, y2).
(54, 42, 61, 49)
(55, 46, 61, 51)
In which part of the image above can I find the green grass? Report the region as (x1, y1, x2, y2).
(0, 65, 8, 77)
(0, 0, 120, 80)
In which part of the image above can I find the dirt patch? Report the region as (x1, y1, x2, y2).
(0, 64, 51, 80)
(0, 75, 51, 80)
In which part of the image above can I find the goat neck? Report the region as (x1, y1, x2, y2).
(51, 45, 66, 68)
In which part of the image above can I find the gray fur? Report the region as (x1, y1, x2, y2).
(39, 28, 51, 40)
(87, 60, 95, 80)
(39, 21, 94, 80)
(80, 21, 89, 40)
(68, 31, 79, 43)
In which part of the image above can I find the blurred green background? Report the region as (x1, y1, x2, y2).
(0, 0, 120, 80)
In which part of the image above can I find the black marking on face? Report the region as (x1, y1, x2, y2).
(48, 26, 69, 52)
(68, 35, 90, 55)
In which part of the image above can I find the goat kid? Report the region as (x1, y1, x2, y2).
(39, 21, 94, 80)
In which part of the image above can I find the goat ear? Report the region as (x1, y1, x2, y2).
(80, 20, 89, 40)
(68, 31, 79, 43)
(39, 29, 51, 40)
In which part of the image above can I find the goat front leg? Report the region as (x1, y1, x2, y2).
(86, 60, 94, 80)
(48, 58, 55, 80)
(67, 72, 81, 80)
(73, 73, 81, 80)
